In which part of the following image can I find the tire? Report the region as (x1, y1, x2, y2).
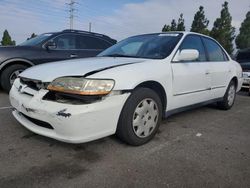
(0, 64, 27, 92)
(116, 88, 163, 146)
(217, 80, 236, 110)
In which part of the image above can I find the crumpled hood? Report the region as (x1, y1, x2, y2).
(20, 57, 146, 82)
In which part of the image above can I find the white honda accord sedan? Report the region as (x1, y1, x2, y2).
(9, 32, 243, 146)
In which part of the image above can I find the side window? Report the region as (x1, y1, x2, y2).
(51, 34, 76, 50)
(202, 37, 227, 62)
(180, 35, 206, 61)
(76, 35, 111, 50)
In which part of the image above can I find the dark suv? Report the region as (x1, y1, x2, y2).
(235, 48, 250, 95)
(0, 29, 116, 92)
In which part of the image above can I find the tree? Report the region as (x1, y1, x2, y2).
(1, 30, 16, 46)
(170, 19, 177, 31)
(162, 24, 171, 32)
(177, 13, 185, 31)
(210, 1, 235, 54)
(27, 33, 37, 40)
(236, 11, 250, 49)
(162, 14, 185, 32)
(162, 19, 177, 32)
(191, 6, 210, 35)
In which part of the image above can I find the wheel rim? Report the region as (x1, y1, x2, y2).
(132, 98, 159, 138)
(9, 69, 23, 85)
(228, 84, 236, 106)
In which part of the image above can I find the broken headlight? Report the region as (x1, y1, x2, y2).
(47, 77, 115, 96)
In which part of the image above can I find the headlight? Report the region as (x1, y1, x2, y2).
(47, 77, 115, 95)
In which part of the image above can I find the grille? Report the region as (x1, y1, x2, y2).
(19, 77, 44, 91)
(20, 112, 54, 130)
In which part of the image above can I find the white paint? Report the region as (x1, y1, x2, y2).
(173, 49, 199, 62)
(9, 32, 243, 144)
(19, 57, 146, 82)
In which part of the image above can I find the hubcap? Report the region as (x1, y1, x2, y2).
(10, 70, 23, 85)
(228, 85, 235, 106)
(132, 98, 159, 138)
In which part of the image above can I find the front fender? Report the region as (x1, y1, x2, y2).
(86, 60, 172, 93)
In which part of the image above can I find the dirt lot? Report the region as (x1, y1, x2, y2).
(0, 91, 249, 188)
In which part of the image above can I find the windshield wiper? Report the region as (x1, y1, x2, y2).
(103, 54, 139, 58)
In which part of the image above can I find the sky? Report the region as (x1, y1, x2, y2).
(0, 0, 249, 44)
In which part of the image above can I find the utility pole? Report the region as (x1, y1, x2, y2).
(89, 22, 92, 32)
(67, 0, 77, 30)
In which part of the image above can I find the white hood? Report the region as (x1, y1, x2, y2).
(20, 57, 145, 82)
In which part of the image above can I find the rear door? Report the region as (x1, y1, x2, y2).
(171, 35, 211, 108)
(75, 35, 113, 58)
(202, 37, 231, 99)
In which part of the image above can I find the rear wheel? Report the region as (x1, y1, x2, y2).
(116, 88, 162, 146)
(217, 80, 236, 110)
(0, 64, 27, 92)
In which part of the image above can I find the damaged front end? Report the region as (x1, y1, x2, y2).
(9, 77, 130, 143)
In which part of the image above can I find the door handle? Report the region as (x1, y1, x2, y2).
(70, 54, 78, 58)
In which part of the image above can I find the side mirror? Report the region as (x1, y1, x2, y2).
(45, 41, 57, 50)
(174, 49, 199, 62)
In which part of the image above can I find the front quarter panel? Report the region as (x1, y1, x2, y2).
(86, 59, 172, 95)
(86, 58, 176, 112)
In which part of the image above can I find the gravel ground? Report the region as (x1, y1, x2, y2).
(0, 91, 249, 188)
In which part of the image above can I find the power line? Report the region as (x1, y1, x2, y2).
(1, 0, 135, 36)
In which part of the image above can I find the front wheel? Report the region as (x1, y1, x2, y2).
(116, 88, 162, 146)
(0, 64, 27, 92)
(217, 80, 236, 110)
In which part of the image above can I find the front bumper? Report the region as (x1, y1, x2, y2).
(242, 72, 250, 89)
(9, 79, 130, 143)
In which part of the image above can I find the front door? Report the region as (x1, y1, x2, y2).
(171, 35, 211, 108)
(37, 34, 79, 64)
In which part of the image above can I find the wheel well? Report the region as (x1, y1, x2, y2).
(0, 61, 31, 76)
(231, 77, 238, 89)
(135, 81, 167, 112)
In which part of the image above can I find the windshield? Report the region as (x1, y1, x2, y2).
(98, 33, 183, 59)
(18, 33, 53, 46)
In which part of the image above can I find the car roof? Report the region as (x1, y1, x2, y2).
(61, 29, 116, 43)
(130, 31, 214, 40)
(42, 29, 117, 44)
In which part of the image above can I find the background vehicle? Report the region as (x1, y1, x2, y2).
(235, 48, 250, 94)
(10, 32, 243, 146)
(0, 29, 116, 92)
